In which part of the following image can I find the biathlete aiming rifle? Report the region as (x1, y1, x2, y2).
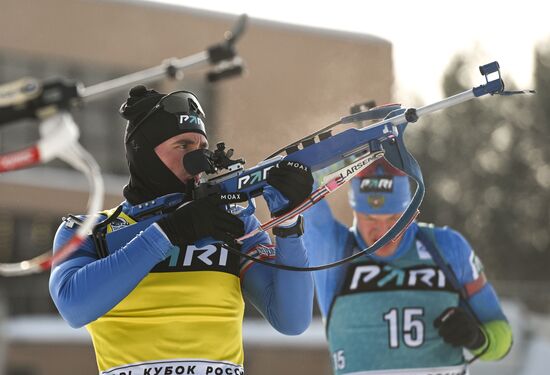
(99, 61, 535, 271)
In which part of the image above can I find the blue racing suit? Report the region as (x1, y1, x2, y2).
(50, 196, 313, 374)
(304, 199, 512, 375)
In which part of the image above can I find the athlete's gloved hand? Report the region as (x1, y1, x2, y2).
(157, 195, 245, 247)
(434, 307, 487, 350)
(264, 160, 314, 217)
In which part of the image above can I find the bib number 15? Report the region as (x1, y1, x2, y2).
(383, 307, 425, 348)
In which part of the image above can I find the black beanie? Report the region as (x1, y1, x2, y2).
(120, 85, 208, 204)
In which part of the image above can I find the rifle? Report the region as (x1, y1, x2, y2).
(98, 62, 532, 272)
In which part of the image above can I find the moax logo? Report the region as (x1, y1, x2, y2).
(237, 166, 274, 189)
(220, 193, 242, 201)
(284, 161, 309, 172)
(178, 114, 204, 127)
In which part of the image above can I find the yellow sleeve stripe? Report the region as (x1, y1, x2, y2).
(471, 320, 513, 361)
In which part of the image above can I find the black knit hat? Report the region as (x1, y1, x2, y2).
(120, 85, 208, 204)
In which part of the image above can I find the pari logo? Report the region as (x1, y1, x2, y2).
(178, 114, 204, 128)
(164, 245, 228, 268)
(346, 263, 450, 293)
(237, 165, 274, 189)
(359, 176, 394, 193)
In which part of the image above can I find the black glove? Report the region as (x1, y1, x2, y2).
(157, 195, 245, 247)
(266, 160, 314, 216)
(434, 307, 486, 350)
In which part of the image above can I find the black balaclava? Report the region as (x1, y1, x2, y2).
(119, 85, 207, 205)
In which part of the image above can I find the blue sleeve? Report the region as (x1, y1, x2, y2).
(302, 198, 351, 318)
(434, 227, 507, 323)
(239, 214, 314, 335)
(49, 220, 173, 328)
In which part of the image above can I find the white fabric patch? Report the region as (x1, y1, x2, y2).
(469, 252, 483, 280)
(102, 358, 243, 375)
(415, 240, 432, 260)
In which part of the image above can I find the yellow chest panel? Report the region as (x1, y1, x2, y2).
(86, 210, 245, 372)
(87, 271, 244, 372)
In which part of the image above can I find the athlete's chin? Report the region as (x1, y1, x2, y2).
(185, 174, 202, 184)
(179, 175, 197, 185)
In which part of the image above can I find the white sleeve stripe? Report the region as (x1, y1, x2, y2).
(469, 252, 480, 280)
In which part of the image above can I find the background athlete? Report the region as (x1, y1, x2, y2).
(303, 158, 512, 375)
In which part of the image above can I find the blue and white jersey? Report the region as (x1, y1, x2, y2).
(50, 197, 314, 374)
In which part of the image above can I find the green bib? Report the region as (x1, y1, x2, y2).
(327, 228, 464, 374)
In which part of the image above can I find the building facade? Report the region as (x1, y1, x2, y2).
(0, 1, 393, 374)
